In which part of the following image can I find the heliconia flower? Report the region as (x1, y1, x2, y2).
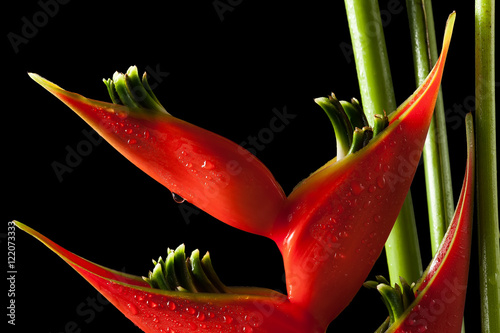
(364, 113, 475, 333)
(14, 221, 324, 333)
(26, 11, 456, 333)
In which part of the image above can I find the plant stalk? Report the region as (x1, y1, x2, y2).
(344, 0, 423, 288)
(475, 0, 500, 332)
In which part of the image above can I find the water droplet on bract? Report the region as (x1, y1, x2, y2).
(127, 303, 139, 315)
(167, 301, 176, 311)
(377, 175, 386, 189)
(128, 138, 138, 145)
(196, 312, 206, 321)
(202, 160, 215, 170)
(172, 193, 185, 204)
(351, 181, 365, 195)
(116, 111, 128, 119)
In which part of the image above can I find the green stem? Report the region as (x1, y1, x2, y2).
(475, 0, 500, 332)
(344, 0, 422, 288)
(405, 0, 455, 254)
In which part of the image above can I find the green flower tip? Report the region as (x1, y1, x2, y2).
(103, 65, 167, 114)
(315, 93, 388, 160)
(364, 275, 416, 330)
(143, 244, 231, 294)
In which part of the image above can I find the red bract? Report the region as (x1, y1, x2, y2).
(25, 12, 456, 333)
(29, 71, 286, 238)
(14, 222, 323, 333)
(386, 113, 475, 333)
(274, 14, 455, 328)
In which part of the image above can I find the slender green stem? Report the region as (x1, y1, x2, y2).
(344, 0, 422, 288)
(405, 0, 454, 255)
(475, 0, 500, 332)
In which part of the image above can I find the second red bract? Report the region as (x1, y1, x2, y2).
(25, 13, 456, 333)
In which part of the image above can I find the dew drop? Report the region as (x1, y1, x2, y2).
(172, 193, 185, 204)
(187, 307, 196, 315)
(116, 111, 128, 119)
(167, 301, 177, 311)
(374, 215, 382, 223)
(128, 138, 138, 145)
(143, 130, 150, 139)
(196, 312, 206, 321)
(368, 185, 377, 193)
(223, 315, 233, 324)
(127, 303, 139, 315)
(202, 160, 215, 170)
(377, 175, 386, 189)
(350, 181, 365, 195)
(125, 128, 133, 134)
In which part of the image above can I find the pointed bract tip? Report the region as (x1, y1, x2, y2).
(28, 72, 65, 95)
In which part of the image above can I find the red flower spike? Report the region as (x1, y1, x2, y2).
(28, 73, 285, 237)
(386, 113, 475, 333)
(14, 221, 324, 333)
(274, 13, 455, 329)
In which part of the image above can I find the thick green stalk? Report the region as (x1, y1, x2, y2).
(475, 0, 500, 332)
(405, 0, 454, 255)
(344, 0, 422, 288)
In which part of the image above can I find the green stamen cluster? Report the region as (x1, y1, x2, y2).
(143, 244, 231, 294)
(103, 66, 167, 113)
(363, 275, 416, 332)
(315, 93, 388, 160)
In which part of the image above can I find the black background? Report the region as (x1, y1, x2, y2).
(5, 0, 482, 332)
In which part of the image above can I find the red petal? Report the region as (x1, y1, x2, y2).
(29, 75, 285, 237)
(389, 112, 474, 333)
(15, 222, 324, 333)
(275, 13, 455, 328)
